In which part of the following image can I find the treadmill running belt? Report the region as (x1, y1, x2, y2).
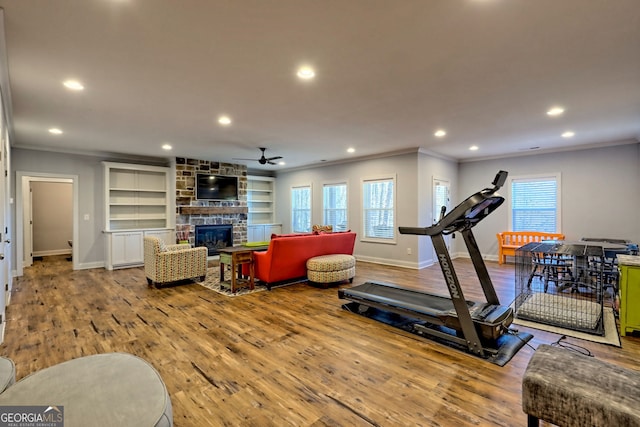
(344, 282, 471, 317)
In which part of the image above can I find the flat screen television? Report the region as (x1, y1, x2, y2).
(196, 174, 239, 200)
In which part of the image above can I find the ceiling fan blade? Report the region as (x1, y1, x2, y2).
(266, 156, 283, 161)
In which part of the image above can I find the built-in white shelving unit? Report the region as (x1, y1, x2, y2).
(247, 175, 281, 242)
(103, 162, 173, 269)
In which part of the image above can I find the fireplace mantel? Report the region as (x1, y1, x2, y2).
(179, 206, 248, 215)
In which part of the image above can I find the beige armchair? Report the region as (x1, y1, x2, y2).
(144, 236, 208, 286)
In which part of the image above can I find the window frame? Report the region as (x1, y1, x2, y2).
(361, 175, 396, 244)
(508, 173, 562, 233)
(322, 181, 348, 232)
(291, 183, 312, 233)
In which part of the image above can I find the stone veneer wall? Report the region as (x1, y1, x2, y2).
(175, 158, 248, 246)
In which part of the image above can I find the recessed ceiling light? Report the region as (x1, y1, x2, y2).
(547, 106, 565, 116)
(562, 131, 575, 138)
(278, 161, 285, 166)
(48, 128, 63, 135)
(347, 147, 355, 153)
(434, 129, 446, 137)
(296, 66, 315, 80)
(63, 80, 84, 91)
(162, 143, 172, 150)
(469, 145, 479, 151)
(218, 115, 232, 126)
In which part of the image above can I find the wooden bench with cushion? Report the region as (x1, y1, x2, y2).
(496, 231, 565, 264)
(523, 344, 640, 426)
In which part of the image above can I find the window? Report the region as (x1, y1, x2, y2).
(323, 183, 348, 231)
(291, 185, 311, 233)
(362, 176, 395, 241)
(509, 174, 561, 232)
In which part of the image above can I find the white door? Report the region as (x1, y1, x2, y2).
(21, 179, 34, 268)
(2, 129, 11, 300)
(433, 178, 452, 252)
(0, 128, 6, 329)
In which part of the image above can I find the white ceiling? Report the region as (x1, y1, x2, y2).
(0, 0, 638, 170)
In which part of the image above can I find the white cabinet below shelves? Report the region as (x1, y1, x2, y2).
(247, 224, 282, 242)
(106, 229, 174, 270)
(108, 232, 144, 269)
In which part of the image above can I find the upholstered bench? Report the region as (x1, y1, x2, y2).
(307, 254, 356, 287)
(0, 353, 173, 427)
(522, 344, 640, 426)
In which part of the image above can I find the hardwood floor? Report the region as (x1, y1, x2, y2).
(2, 256, 639, 426)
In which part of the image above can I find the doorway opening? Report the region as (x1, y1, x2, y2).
(433, 177, 451, 252)
(16, 172, 79, 276)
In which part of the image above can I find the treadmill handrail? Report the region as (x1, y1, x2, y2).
(399, 170, 507, 236)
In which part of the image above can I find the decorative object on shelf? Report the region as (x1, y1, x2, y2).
(176, 229, 190, 244)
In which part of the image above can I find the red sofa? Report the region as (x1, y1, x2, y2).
(253, 232, 357, 289)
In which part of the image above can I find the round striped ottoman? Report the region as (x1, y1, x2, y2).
(307, 254, 356, 287)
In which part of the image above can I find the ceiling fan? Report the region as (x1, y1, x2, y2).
(233, 147, 283, 165)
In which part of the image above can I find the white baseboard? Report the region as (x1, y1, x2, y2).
(76, 261, 105, 270)
(33, 249, 72, 257)
(355, 255, 435, 270)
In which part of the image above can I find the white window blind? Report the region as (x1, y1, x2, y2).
(291, 185, 311, 233)
(323, 183, 348, 231)
(363, 177, 395, 240)
(511, 177, 559, 232)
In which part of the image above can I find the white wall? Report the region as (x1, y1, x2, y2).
(275, 150, 457, 268)
(417, 151, 458, 267)
(11, 148, 170, 271)
(457, 142, 640, 260)
(11, 141, 638, 271)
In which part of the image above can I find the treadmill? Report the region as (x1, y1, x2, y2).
(339, 171, 532, 365)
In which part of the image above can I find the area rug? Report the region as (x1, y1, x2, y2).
(196, 268, 268, 297)
(514, 307, 621, 347)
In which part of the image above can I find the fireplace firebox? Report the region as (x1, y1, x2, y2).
(195, 225, 233, 256)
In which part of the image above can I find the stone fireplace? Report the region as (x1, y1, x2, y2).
(175, 158, 248, 250)
(195, 224, 233, 256)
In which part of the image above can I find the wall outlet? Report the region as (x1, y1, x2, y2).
(406, 248, 412, 255)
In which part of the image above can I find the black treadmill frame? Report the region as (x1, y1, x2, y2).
(340, 171, 532, 362)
